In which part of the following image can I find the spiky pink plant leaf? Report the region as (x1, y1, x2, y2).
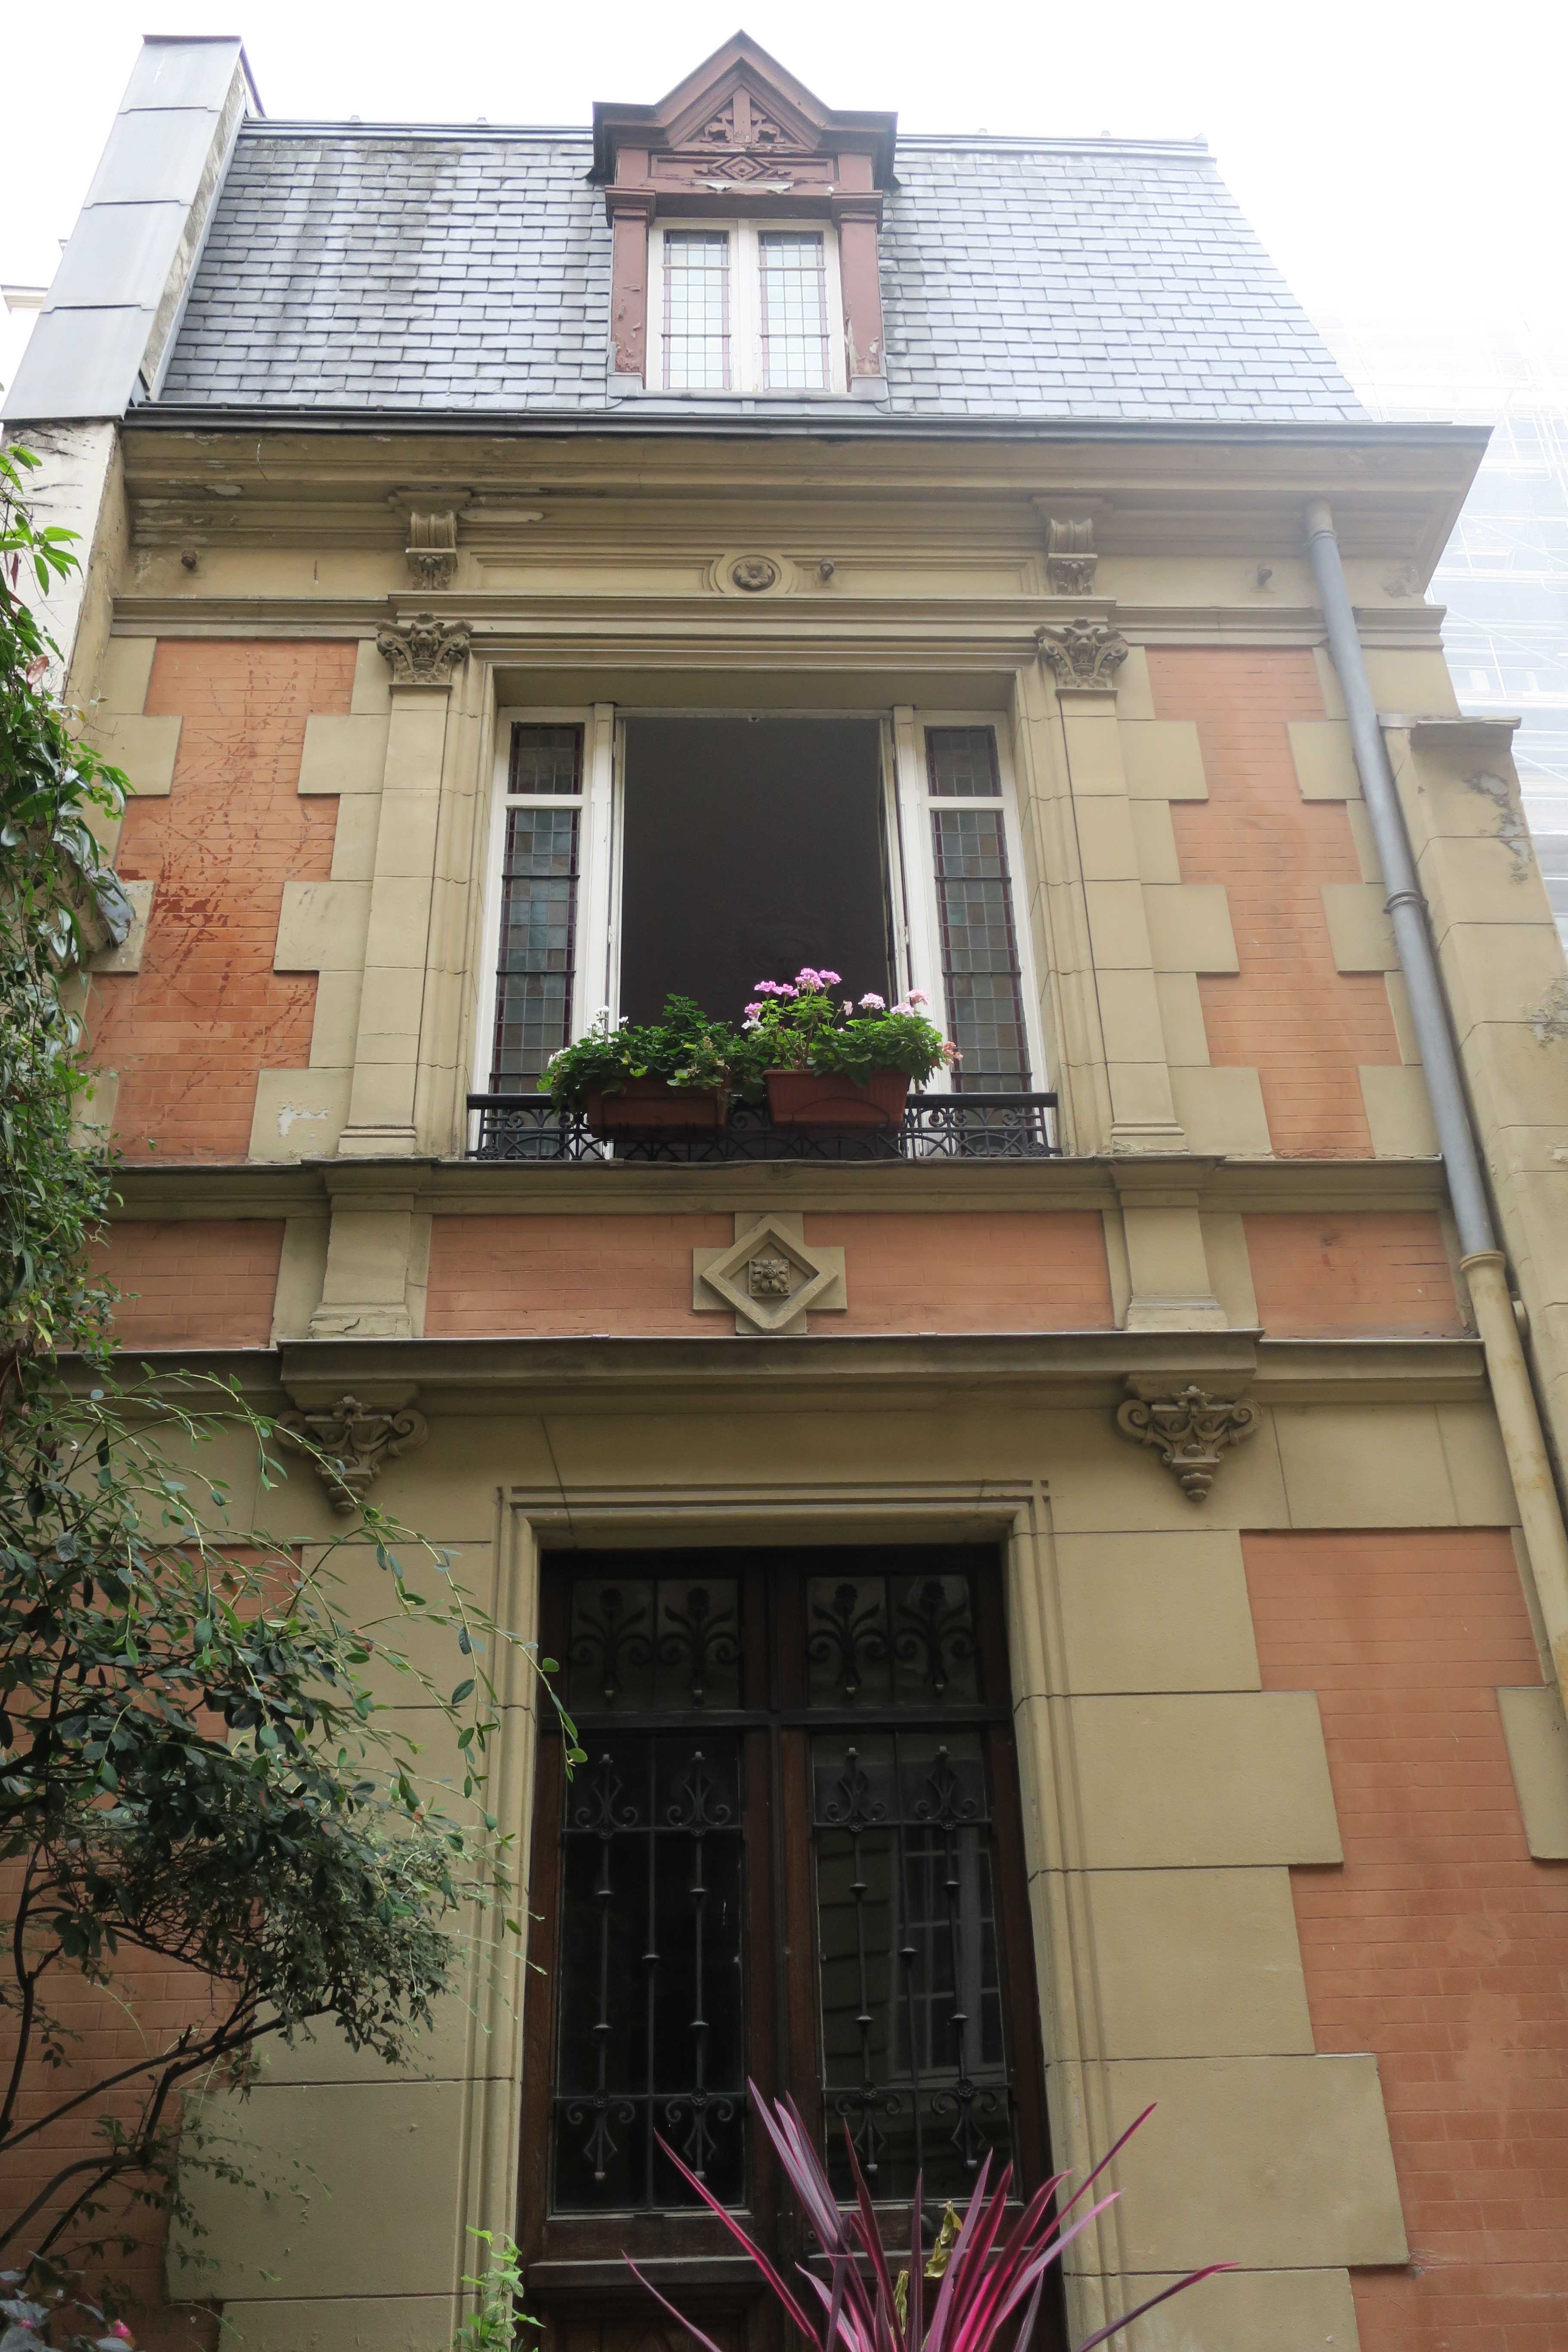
(1072, 2263, 1237, 2352)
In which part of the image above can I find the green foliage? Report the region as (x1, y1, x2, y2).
(453, 2229, 540, 2352)
(736, 968, 956, 1085)
(0, 443, 130, 1394)
(537, 994, 743, 1109)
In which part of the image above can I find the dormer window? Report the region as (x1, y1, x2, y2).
(652, 220, 845, 394)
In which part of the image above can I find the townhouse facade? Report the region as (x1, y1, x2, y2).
(7, 30, 1568, 2352)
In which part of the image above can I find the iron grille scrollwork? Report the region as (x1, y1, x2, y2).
(807, 1571, 980, 1711)
(467, 1091, 1057, 1162)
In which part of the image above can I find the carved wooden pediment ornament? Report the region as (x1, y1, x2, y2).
(277, 1394, 429, 1514)
(592, 33, 897, 196)
(1115, 1382, 1260, 1501)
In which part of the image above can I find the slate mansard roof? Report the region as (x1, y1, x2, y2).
(155, 122, 1366, 424)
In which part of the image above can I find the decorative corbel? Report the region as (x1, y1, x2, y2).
(1115, 1381, 1259, 1502)
(277, 1393, 429, 1514)
(405, 509, 459, 591)
(1044, 518, 1098, 597)
(376, 613, 472, 688)
(1036, 618, 1129, 693)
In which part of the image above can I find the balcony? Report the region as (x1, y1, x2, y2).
(466, 1092, 1059, 1163)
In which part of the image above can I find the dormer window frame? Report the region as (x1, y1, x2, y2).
(648, 217, 848, 398)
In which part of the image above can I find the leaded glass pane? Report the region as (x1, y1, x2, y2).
(926, 726, 1002, 798)
(931, 799, 1031, 1094)
(759, 232, 830, 391)
(508, 722, 582, 796)
(489, 801, 579, 1093)
(664, 232, 731, 391)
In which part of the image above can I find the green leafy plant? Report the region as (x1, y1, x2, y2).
(537, 994, 744, 1110)
(452, 2228, 540, 2352)
(737, 967, 958, 1085)
(631, 2083, 1230, 2352)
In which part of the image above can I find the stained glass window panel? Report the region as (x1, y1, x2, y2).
(664, 232, 731, 391)
(759, 233, 830, 391)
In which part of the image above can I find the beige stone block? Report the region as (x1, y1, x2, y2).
(1384, 970, 1421, 1064)
(1345, 799, 1384, 886)
(272, 1215, 329, 1341)
(90, 876, 153, 973)
(1497, 1683, 1568, 1858)
(1087, 1869, 1312, 2056)
(1121, 719, 1208, 801)
(374, 787, 443, 879)
(315, 1204, 417, 1314)
(1114, 645, 1158, 722)
(310, 968, 365, 1068)
(1287, 718, 1359, 801)
(1359, 1065, 1439, 1158)
(353, 963, 427, 1043)
(1084, 879, 1155, 970)
(331, 793, 384, 880)
(70, 1065, 118, 1148)
(1437, 1403, 1516, 1524)
(176, 2080, 466, 2298)
(1106, 1059, 1181, 1130)
(351, 635, 393, 714)
(1455, 1020, 1568, 1132)
(1366, 646, 1461, 714)
(217, 2298, 457, 2352)
(343, 1061, 420, 1136)
(1130, 797, 1182, 883)
(1095, 968, 1168, 1062)
(1171, 1066, 1272, 1155)
(1436, 922, 1568, 1035)
(1106, 2056, 1406, 2269)
(299, 713, 391, 794)
(364, 877, 435, 967)
(1155, 971, 1210, 1066)
(1054, 1529, 1261, 1692)
(1122, 1203, 1219, 1323)
(1073, 796, 1142, 881)
(1100, 2265, 1358, 2352)
(1322, 882, 1396, 972)
(95, 635, 154, 714)
(1067, 1692, 1341, 1866)
(1418, 832, 1556, 929)
(250, 1069, 353, 1161)
(92, 710, 181, 796)
(1275, 1405, 1455, 1527)
(275, 879, 372, 974)
(1144, 884, 1239, 974)
(1202, 1210, 1260, 1329)
(1060, 705, 1128, 796)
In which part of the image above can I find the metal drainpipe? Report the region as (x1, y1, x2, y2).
(1304, 497, 1568, 1712)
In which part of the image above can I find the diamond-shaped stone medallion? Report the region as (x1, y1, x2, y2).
(693, 1216, 845, 1335)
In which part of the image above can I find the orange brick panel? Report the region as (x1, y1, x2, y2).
(1245, 1211, 1463, 1337)
(1245, 1529, 1568, 2351)
(424, 1211, 1114, 1337)
(1148, 647, 1403, 1157)
(89, 639, 354, 1160)
(95, 1219, 285, 1348)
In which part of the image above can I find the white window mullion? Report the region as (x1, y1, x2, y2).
(892, 704, 946, 1035)
(575, 702, 617, 1036)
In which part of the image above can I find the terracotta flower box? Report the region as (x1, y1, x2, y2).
(764, 1068, 910, 1129)
(582, 1079, 729, 1136)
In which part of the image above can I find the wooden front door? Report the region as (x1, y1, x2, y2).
(518, 1546, 1062, 2352)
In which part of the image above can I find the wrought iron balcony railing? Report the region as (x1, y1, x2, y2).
(466, 1091, 1059, 1163)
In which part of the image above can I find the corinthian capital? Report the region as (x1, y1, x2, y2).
(377, 612, 472, 688)
(1036, 618, 1129, 693)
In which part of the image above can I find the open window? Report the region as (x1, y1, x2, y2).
(477, 709, 1046, 1100)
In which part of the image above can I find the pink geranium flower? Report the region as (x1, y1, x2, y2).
(858, 992, 885, 1010)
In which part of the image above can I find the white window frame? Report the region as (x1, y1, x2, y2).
(889, 708, 1048, 1094)
(475, 705, 1047, 1101)
(647, 219, 847, 396)
(473, 706, 617, 1096)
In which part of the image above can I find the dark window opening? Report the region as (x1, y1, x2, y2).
(618, 718, 891, 1029)
(520, 1547, 1059, 2352)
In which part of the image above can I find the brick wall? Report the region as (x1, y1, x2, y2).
(1148, 648, 1403, 1156)
(1245, 1529, 1568, 2350)
(90, 640, 353, 1160)
(1245, 1211, 1463, 1337)
(95, 1221, 285, 1348)
(424, 1211, 1114, 1337)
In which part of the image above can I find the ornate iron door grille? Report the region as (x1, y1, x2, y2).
(520, 1548, 1053, 2338)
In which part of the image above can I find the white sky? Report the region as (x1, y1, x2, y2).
(3, 0, 1566, 397)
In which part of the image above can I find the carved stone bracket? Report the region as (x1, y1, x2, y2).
(1044, 518, 1098, 597)
(405, 510, 459, 591)
(377, 613, 472, 688)
(277, 1393, 429, 1513)
(1115, 1381, 1260, 1502)
(1036, 618, 1129, 693)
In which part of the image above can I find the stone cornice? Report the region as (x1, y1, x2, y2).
(103, 1152, 1455, 1222)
